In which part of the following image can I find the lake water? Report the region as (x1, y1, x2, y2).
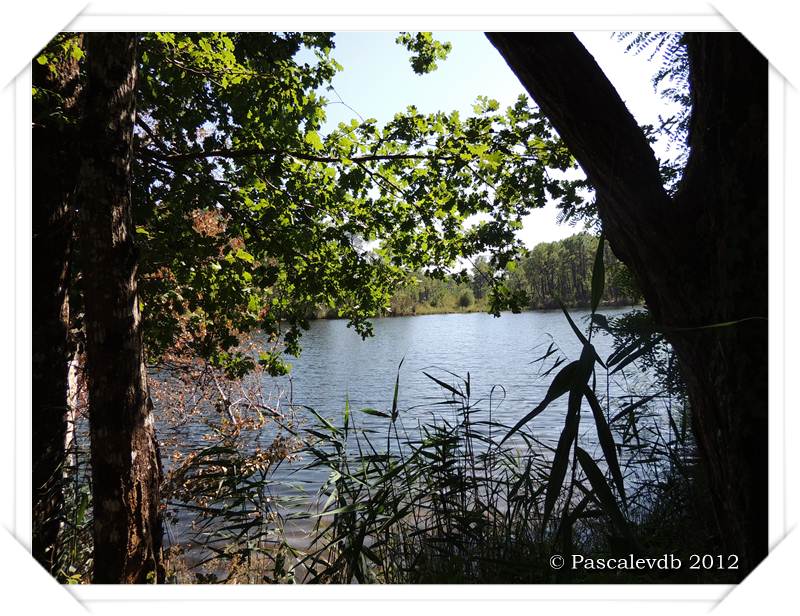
(263, 307, 651, 439)
(232, 307, 667, 491)
(156, 307, 666, 476)
(159, 307, 674, 553)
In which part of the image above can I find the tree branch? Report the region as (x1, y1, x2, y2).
(486, 32, 678, 316)
(486, 33, 671, 217)
(144, 147, 454, 165)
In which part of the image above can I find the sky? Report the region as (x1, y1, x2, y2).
(314, 31, 681, 248)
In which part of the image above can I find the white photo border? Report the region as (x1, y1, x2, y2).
(3, 2, 795, 613)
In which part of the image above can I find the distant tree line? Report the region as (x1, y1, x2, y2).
(380, 232, 640, 316)
(505, 232, 640, 309)
(387, 272, 479, 316)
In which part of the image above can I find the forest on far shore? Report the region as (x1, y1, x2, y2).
(377, 232, 640, 317)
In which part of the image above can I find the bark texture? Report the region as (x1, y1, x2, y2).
(32, 38, 83, 573)
(487, 32, 767, 573)
(78, 32, 163, 584)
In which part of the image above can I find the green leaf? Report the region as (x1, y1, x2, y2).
(502, 340, 595, 446)
(303, 405, 341, 435)
(608, 392, 662, 424)
(609, 339, 659, 374)
(305, 130, 324, 151)
(559, 300, 590, 347)
(391, 357, 404, 422)
(235, 248, 254, 263)
(423, 371, 464, 399)
(396, 32, 452, 74)
(308, 503, 362, 518)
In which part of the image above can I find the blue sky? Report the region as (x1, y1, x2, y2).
(315, 31, 679, 247)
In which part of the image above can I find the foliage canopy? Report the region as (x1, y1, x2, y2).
(37, 31, 588, 375)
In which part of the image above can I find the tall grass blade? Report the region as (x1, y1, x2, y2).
(609, 339, 659, 375)
(559, 301, 606, 368)
(500, 360, 580, 445)
(590, 231, 605, 314)
(607, 333, 662, 369)
(542, 387, 582, 534)
(530, 342, 557, 364)
(540, 356, 565, 377)
(575, 446, 631, 541)
(422, 372, 464, 399)
(584, 386, 626, 507)
(609, 393, 662, 424)
(391, 357, 405, 422)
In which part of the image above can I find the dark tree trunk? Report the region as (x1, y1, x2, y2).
(78, 32, 163, 584)
(32, 38, 83, 574)
(487, 32, 768, 574)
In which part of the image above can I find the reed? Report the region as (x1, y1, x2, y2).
(57, 304, 726, 584)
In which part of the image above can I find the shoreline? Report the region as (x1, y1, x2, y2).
(315, 301, 642, 321)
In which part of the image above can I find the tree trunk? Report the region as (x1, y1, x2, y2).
(78, 32, 163, 584)
(665, 32, 768, 574)
(487, 32, 768, 574)
(64, 339, 84, 474)
(32, 38, 83, 574)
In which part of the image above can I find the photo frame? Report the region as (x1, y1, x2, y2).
(3, 1, 796, 613)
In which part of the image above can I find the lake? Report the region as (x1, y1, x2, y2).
(232, 307, 665, 487)
(158, 306, 676, 553)
(262, 307, 651, 436)
(156, 307, 664, 471)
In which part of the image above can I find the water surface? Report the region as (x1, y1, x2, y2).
(159, 307, 671, 551)
(263, 308, 649, 443)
